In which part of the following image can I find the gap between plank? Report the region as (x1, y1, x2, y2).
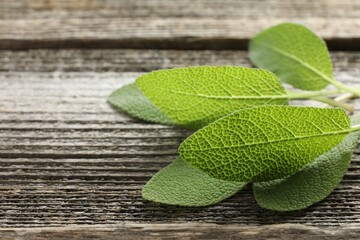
(1, 38, 360, 51)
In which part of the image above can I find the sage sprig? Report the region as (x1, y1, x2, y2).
(108, 22, 360, 211)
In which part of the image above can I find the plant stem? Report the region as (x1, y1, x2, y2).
(308, 96, 354, 112)
(350, 124, 360, 133)
(286, 89, 355, 112)
(334, 93, 355, 102)
(286, 89, 344, 100)
(329, 79, 360, 98)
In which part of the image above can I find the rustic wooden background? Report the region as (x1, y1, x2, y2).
(1, 0, 360, 239)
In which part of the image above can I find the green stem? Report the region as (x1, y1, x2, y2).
(308, 96, 354, 112)
(330, 79, 360, 98)
(350, 124, 360, 133)
(286, 89, 355, 112)
(334, 93, 355, 102)
(286, 89, 345, 100)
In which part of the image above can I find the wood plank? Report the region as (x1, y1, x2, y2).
(2, 0, 359, 19)
(0, 49, 360, 229)
(1, 223, 360, 240)
(0, 0, 359, 50)
(0, 50, 359, 73)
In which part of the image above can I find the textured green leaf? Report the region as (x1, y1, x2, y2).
(179, 106, 351, 182)
(108, 83, 174, 125)
(249, 23, 334, 91)
(136, 66, 288, 129)
(142, 158, 246, 206)
(253, 114, 360, 211)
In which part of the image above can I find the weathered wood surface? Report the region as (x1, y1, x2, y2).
(0, 0, 359, 50)
(0, 49, 359, 73)
(1, 0, 360, 237)
(2, 223, 360, 240)
(1, 50, 360, 233)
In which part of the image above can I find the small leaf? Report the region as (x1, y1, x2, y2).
(249, 23, 334, 91)
(108, 83, 174, 125)
(142, 158, 246, 206)
(253, 114, 360, 211)
(136, 66, 288, 129)
(179, 106, 350, 182)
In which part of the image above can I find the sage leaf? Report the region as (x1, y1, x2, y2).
(249, 23, 334, 91)
(253, 114, 360, 211)
(142, 158, 246, 206)
(136, 66, 288, 129)
(179, 106, 351, 182)
(108, 83, 174, 125)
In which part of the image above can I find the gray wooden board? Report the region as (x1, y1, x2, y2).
(0, 0, 359, 50)
(1, 223, 360, 240)
(1, 0, 360, 237)
(2, 0, 359, 19)
(0, 50, 360, 232)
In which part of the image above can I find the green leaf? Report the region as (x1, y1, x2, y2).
(249, 23, 334, 91)
(108, 83, 174, 125)
(136, 66, 288, 129)
(142, 158, 246, 206)
(253, 114, 360, 211)
(179, 106, 351, 182)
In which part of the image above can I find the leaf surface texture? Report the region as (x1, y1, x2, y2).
(136, 66, 288, 129)
(108, 83, 173, 124)
(179, 106, 350, 182)
(249, 23, 334, 90)
(142, 158, 246, 206)
(253, 114, 360, 211)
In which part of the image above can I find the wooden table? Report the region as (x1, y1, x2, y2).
(1, 1, 360, 239)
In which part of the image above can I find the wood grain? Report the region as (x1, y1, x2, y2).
(0, 0, 359, 50)
(0, 49, 359, 73)
(1, 0, 360, 237)
(1, 223, 360, 240)
(1, 49, 360, 229)
(2, 0, 359, 19)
